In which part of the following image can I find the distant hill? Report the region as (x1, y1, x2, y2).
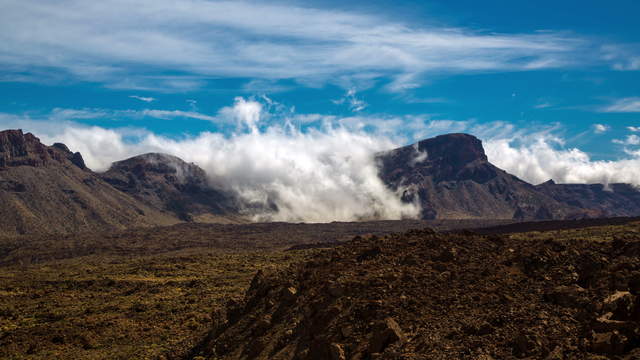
(377, 133, 640, 220)
(0, 130, 179, 235)
(100, 153, 240, 223)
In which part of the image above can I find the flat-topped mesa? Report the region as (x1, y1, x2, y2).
(377, 133, 494, 186)
(415, 133, 488, 166)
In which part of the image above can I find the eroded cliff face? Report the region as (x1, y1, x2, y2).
(0, 130, 85, 169)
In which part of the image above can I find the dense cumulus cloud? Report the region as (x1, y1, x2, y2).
(0, 101, 421, 222)
(485, 138, 640, 186)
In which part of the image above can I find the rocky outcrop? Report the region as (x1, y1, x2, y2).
(536, 180, 640, 218)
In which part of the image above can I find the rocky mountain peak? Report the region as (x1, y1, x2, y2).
(0, 129, 87, 170)
(415, 133, 488, 166)
(377, 133, 494, 187)
(0, 129, 52, 168)
(101, 153, 236, 221)
(107, 153, 207, 186)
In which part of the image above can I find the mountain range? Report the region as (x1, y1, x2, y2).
(1, 129, 639, 235)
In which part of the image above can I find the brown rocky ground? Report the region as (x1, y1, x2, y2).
(196, 220, 640, 359)
(0, 219, 513, 359)
(0, 248, 315, 360)
(2, 218, 640, 359)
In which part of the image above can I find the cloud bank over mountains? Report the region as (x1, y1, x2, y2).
(2, 96, 640, 222)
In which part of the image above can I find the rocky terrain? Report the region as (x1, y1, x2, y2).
(100, 153, 239, 223)
(2, 215, 639, 359)
(196, 220, 640, 359)
(0, 130, 178, 235)
(378, 133, 640, 220)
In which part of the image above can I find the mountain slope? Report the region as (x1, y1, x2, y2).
(0, 130, 178, 235)
(100, 153, 240, 223)
(536, 180, 640, 218)
(376, 133, 579, 220)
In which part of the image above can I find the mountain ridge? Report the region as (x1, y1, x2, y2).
(1, 129, 639, 235)
(0, 130, 179, 235)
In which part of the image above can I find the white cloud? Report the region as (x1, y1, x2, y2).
(593, 124, 609, 134)
(0, 0, 588, 91)
(129, 95, 156, 103)
(49, 108, 112, 121)
(217, 97, 263, 133)
(0, 101, 419, 223)
(534, 102, 552, 109)
(601, 97, 640, 113)
(332, 88, 368, 112)
(484, 136, 640, 186)
(613, 134, 640, 146)
(141, 109, 218, 122)
(603, 44, 640, 71)
(627, 126, 640, 132)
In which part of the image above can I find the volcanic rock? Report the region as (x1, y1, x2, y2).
(368, 317, 406, 354)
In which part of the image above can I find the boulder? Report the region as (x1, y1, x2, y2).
(368, 317, 406, 354)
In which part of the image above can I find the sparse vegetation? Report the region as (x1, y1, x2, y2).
(0, 247, 316, 359)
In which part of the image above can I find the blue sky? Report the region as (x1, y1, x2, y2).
(1, 0, 640, 184)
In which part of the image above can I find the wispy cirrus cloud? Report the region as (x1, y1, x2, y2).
(601, 97, 640, 113)
(332, 88, 368, 112)
(129, 95, 156, 103)
(534, 102, 553, 109)
(0, 0, 592, 92)
(140, 109, 217, 122)
(603, 44, 640, 71)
